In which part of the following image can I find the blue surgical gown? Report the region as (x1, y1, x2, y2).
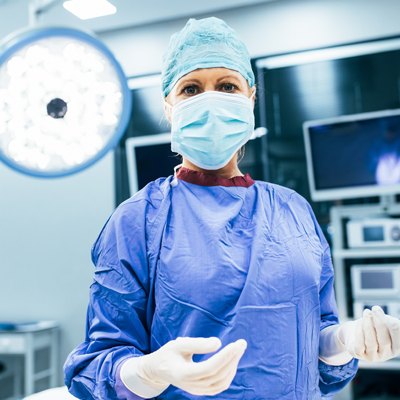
(64, 168, 358, 399)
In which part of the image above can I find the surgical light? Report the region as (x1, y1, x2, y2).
(0, 27, 131, 177)
(63, 0, 116, 20)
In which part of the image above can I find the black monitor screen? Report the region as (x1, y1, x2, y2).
(309, 115, 400, 190)
(135, 143, 180, 191)
(131, 86, 170, 135)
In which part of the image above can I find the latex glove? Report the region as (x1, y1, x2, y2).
(121, 337, 247, 398)
(338, 306, 400, 362)
(319, 324, 354, 366)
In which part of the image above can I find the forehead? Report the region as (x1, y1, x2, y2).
(177, 67, 247, 83)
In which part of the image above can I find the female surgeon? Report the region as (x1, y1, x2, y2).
(64, 17, 400, 400)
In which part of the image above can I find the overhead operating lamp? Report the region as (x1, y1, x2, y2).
(0, 3, 131, 178)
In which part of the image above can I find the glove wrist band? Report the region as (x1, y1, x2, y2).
(120, 357, 170, 399)
(319, 324, 354, 366)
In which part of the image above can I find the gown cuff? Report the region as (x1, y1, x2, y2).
(118, 356, 169, 399)
(115, 359, 145, 400)
(319, 324, 354, 366)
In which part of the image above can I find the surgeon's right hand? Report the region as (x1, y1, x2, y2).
(120, 337, 247, 399)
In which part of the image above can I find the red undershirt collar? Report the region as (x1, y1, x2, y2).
(176, 167, 255, 188)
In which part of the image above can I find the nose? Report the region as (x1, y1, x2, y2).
(203, 83, 217, 92)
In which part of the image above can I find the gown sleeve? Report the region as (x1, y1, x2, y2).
(304, 200, 359, 398)
(63, 182, 164, 400)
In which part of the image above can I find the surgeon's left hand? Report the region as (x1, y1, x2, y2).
(338, 306, 400, 362)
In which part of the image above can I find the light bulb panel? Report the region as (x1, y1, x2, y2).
(0, 27, 132, 178)
(63, 0, 117, 20)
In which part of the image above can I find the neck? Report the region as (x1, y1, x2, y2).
(181, 157, 244, 180)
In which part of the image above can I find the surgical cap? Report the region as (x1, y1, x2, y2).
(162, 17, 255, 97)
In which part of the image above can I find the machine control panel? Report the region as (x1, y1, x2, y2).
(347, 218, 400, 248)
(353, 301, 400, 319)
(351, 264, 400, 299)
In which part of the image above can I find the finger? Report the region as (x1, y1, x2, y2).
(184, 361, 238, 396)
(204, 350, 241, 392)
(371, 306, 391, 355)
(185, 340, 245, 380)
(183, 348, 243, 396)
(198, 342, 243, 386)
(207, 366, 237, 394)
(353, 318, 366, 358)
(193, 367, 237, 396)
(174, 336, 222, 355)
(363, 308, 378, 356)
(184, 340, 246, 381)
(387, 316, 400, 357)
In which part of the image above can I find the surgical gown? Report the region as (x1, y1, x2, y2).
(64, 167, 358, 400)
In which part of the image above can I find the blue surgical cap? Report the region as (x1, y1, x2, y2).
(162, 17, 255, 97)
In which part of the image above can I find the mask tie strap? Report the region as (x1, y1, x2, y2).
(174, 163, 183, 178)
(171, 163, 183, 187)
(250, 88, 256, 101)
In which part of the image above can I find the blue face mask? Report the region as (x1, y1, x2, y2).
(165, 90, 255, 170)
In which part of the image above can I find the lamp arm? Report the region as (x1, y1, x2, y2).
(29, 0, 60, 27)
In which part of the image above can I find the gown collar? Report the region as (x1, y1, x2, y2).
(176, 166, 255, 188)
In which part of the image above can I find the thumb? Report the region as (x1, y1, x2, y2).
(173, 337, 222, 355)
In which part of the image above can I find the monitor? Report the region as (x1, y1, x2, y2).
(303, 108, 400, 201)
(126, 133, 180, 195)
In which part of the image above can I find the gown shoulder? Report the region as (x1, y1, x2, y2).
(91, 177, 171, 266)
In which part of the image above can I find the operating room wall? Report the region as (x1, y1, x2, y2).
(98, 0, 400, 78)
(0, 153, 115, 384)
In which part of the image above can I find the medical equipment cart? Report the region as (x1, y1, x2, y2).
(330, 196, 400, 400)
(0, 321, 59, 400)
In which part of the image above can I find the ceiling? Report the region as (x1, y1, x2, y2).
(0, 0, 278, 41)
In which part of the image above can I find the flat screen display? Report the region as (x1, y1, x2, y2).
(361, 271, 394, 289)
(363, 226, 385, 242)
(309, 115, 400, 191)
(134, 143, 180, 191)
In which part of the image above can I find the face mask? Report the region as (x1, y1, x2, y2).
(165, 90, 255, 170)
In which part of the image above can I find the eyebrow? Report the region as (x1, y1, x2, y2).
(216, 75, 241, 82)
(176, 78, 202, 88)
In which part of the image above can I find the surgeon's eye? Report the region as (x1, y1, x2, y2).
(221, 83, 238, 93)
(182, 85, 197, 95)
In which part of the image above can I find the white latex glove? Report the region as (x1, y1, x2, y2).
(338, 306, 400, 362)
(319, 324, 354, 366)
(121, 337, 247, 398)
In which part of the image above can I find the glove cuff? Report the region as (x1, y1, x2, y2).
(319, 324, 354, 366)
(120, 357, 169, 399)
